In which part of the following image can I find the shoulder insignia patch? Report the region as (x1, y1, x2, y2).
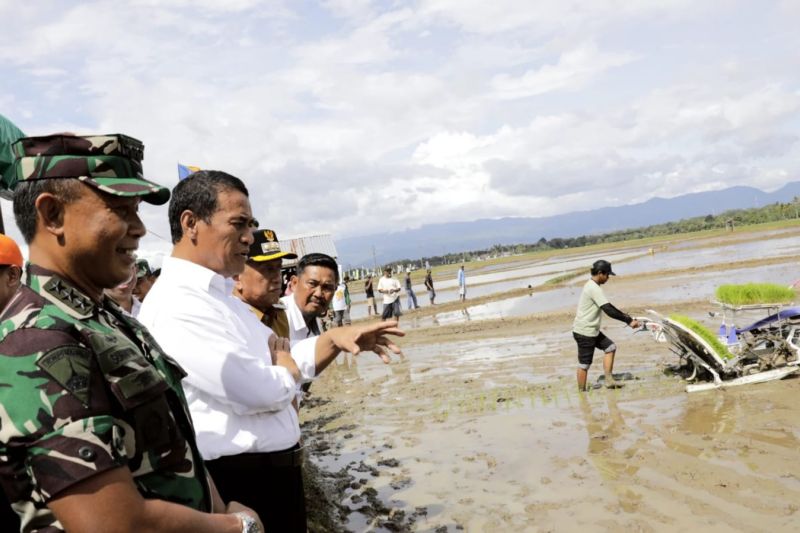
(36, 345, 93, 406)
(43, 277, 94, 316)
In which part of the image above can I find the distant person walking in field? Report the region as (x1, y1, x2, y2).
(364, 274, 378, 316)
(424, 269, 435, 304)
(457, 265, 467, 302)
(332, 278, 351, 327)
(404, 271, 419, 309)
(378, 267, 402, 322)
(344, 276, 352, 315)
(572, 260, 639, 391)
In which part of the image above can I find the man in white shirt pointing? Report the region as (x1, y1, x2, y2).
(138, 170, 403, 532)
(281, 253, 338, 346)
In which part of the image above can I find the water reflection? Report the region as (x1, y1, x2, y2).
(678, 392, 739, 437)
(580, 392, 643, 511)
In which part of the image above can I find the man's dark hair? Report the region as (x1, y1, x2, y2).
(13, 179, 83, 243)
(297, 253, 339, 283)
(168, 170, 249, 243)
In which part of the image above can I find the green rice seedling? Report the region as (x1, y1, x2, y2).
(715, 283, 795, 306)
(669, 314, 734, 360)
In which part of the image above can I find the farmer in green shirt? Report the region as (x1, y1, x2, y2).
(572, 260, 639, 391)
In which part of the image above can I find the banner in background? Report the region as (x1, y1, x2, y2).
(177, 163, 201, 180)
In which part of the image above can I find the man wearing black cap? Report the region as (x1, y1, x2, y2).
(572, 259, 639, 391)
(234, 228, 297, 338)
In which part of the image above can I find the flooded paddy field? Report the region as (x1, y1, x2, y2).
(348, 227, 800, 321)
(302, 226, 800, 532)
(403, 260, 800, 330)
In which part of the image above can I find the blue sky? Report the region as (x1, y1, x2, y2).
(1, 0, 799, 258)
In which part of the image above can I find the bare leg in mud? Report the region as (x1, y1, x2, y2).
(576, 348, 619, 391)
(577, 367, 589, 391)
(603, 350, 621, 388)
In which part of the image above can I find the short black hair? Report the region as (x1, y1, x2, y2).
(297, 253, 339, 283)
(168, 170, 249, 244)
(13, 178, 83, 243)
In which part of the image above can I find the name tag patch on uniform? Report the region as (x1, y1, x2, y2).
(36, 345, 92, 405)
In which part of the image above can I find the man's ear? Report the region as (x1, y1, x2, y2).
(6, 265, 22, 286)
(289, 274, 299, 290)
(34, 193, 67, 239)
(180, 210, 199, 241)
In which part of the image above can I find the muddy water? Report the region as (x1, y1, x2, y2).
(303, 228, 800, 532)
(304, 328, 800, 532)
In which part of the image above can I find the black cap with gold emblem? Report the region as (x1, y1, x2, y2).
(247, 228, 298, 262)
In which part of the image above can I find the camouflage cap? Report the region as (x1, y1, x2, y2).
(135, 258, 152, 278)
(7, 134, 170, 205)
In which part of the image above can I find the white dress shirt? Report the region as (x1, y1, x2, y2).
(138, 256, 317, 459)
(281, 293, 324, 347)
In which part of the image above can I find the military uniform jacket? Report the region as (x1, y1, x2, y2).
(261, 305, 290, 339)
(0, 265, 211, 532)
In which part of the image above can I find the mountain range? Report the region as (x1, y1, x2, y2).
(336, 182, 800, 267)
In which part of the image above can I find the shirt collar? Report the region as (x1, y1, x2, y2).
(282, 293, 308, 334)
(162, 256, 234, 296)
(247, 304, 265, 320)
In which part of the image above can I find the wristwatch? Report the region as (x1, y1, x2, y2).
(234, 511, 262, 533)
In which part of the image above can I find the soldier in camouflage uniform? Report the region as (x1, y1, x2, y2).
(0, 134, 261, 532)
(133, 258, 157, 302)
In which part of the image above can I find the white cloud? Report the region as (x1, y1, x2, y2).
(130, 0, 269, 11)
(0, 0, 799, 258)
(490, 44, 638, 100)
(417, 0, 698, 36)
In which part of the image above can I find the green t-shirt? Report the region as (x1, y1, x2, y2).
(572, 279, 609, 337)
